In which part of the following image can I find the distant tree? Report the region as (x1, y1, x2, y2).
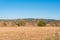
(3, 22, 7, 26)
(53, 21, 58, 26)
(15, 20, 26, 26)
(37, 20, 46, 26)
(49, 20, 59, 26)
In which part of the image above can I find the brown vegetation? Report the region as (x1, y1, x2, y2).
(0, 20, 60, 40)
(49, 20, 60, 27)
(0, 19, 60, 27)
(0, 27, 60, 40)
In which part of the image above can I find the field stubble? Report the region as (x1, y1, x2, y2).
(0, 26, 60, 40)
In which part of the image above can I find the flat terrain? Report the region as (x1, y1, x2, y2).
(0, 26, 60, 40)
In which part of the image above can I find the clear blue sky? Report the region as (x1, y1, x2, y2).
(0, 0, 60, 19)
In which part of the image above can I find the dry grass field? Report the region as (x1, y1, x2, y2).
(0, 26, 60, 40)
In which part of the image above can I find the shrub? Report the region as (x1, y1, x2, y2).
(3, 22, 7, 26)
(37, 20, 46, 26)
(15, 20, 26, 26)
(49, 20, 59, 26)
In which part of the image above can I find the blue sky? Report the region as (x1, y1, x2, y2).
(0, 0, 60, 19)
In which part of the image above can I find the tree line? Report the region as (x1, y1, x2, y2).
(0, 19, 60, 27)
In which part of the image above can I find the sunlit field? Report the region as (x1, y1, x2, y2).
(0, 26, 60, 40)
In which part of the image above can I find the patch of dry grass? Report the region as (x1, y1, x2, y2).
(0, 27, 60, 40)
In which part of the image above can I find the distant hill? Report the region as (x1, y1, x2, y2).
(0, 18, 60, 23)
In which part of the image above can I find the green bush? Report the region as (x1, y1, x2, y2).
(37, 20, 46, 26)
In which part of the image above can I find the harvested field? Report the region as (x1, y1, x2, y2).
(0, 26, 60, 40)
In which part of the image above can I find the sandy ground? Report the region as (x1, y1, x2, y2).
(0, 26, 60, 40)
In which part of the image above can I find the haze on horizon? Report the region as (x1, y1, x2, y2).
(0, 0, 60, 20)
